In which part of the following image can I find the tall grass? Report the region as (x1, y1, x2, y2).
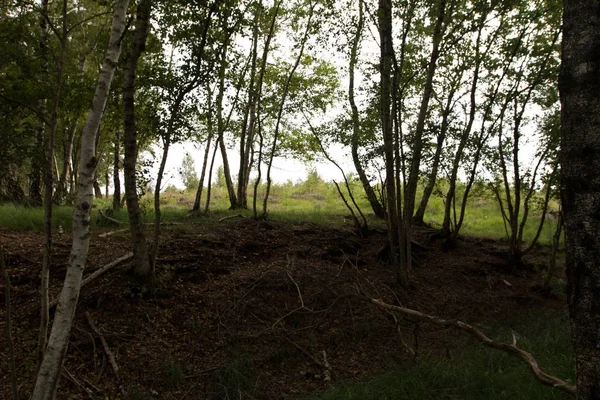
(312, 314, 573, 400)
(0, 204, 75, 232)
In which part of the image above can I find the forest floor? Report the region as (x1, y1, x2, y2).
(0, 215, 568, 400)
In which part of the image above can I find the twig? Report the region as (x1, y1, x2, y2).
(85, 312, 127, 397)
(50, 253, 133, 309)
(61, 366, 94, 399)
(286, 271, 305, 308)
(1, 248, 18, 400)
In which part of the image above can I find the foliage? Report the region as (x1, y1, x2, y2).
(178, 152, 199, 191)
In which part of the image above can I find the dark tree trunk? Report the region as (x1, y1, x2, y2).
(349, 0, 385, 220)
(113, 129, 121, 209)
(559, 1, 600, 398)
(123, 0, 152, 278)
(236, 2, 261, 209)
(93, 180, 102, 198)
(403, 0, 446, 224)
(194, 90, 215, 212)
(378, 0, 406, 285)
(193, 137, 211, 211)
(413, 86, 456, 225)
(39, 0, 68, 365)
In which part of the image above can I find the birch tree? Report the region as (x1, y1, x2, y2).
(31, 0, 130, 397)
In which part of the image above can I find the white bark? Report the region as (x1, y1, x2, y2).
(31, 1, 131, 398)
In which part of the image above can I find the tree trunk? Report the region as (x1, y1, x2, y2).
(262, 0, 313, 217)
(93, 179, 102, 198)
(559, 1, 600, 398)
(193, 132, 212, 211)
(403, 0, 446, 224)
(113, 129, 121, 209)
(349, 0, 385, 220)
(413, 86, 456, 225)
(236, 2, 261, 209)
(152, 135, 169, 271)
(249, 0, 280, 215)
(38, 0, 67, 366)
(194, 90, 215, 212)
(30, 1, 130, 397)
(440, 13, 496, 238)
(54, 124, 75, 205)
(123, 0, 152, 278)
(378, 0, 406, 285)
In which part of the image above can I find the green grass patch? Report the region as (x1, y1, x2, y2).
(0, 204, 75, 231)
(311, 313, 573, 400)
(0, 174, 559, 248)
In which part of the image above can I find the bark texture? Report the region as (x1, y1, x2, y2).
(123, 0, 152, 277)
(559, 1, 600, 398)
(31, 1, 130, 398)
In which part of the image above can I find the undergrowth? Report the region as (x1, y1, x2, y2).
(311, 313, 573, 400)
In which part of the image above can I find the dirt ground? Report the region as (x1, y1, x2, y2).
(0, 217, 565, 399)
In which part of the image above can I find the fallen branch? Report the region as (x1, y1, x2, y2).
(219, 214, 246, 223)
(98, 209, 125, 225)
(50, 253, 133, 309)
(85, 312, 127, 397)
(98, 228, 129, 238)
(1, 248, 18, 400)
(363, 296, 576, 397)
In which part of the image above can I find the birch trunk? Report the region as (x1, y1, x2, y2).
(31, 1, 130, 398)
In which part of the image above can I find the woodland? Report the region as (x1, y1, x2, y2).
(0, 0, 599, 399)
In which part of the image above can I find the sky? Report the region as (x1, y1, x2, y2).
(149, 140, 354, 191)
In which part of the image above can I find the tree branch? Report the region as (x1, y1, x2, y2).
(358, 295, 576, 396)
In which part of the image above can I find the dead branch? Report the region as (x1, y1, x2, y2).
(362, 296, 576, 397)
(85, 312, 127, 397)
(98, 228, 129, 238)
(219, 214, 246, 222)
(1, 248, 18, 400)
(50, 253, 133, 309)
(98, 209, 125, 225)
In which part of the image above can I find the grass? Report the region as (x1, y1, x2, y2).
(0, 175, 559, 247)
(311, 313, 574, 400)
